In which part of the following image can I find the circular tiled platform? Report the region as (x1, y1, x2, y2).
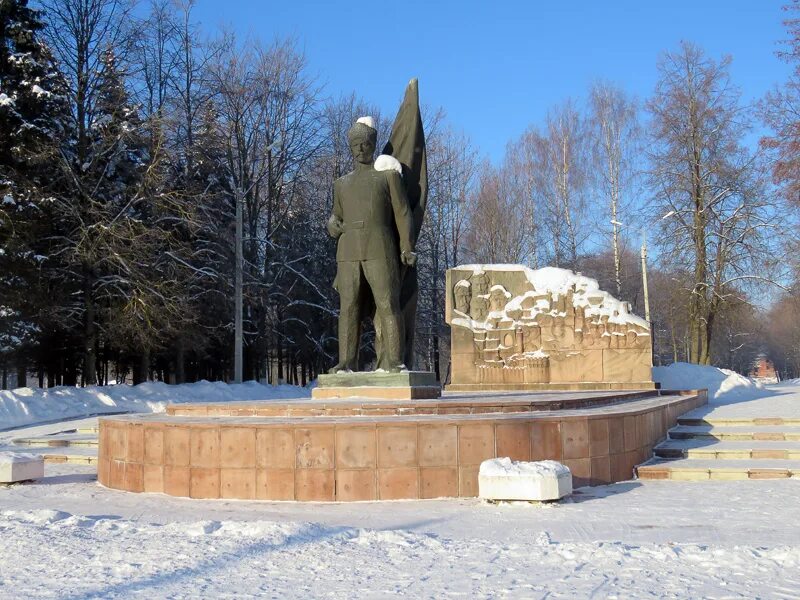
(97, 389, 706, 501)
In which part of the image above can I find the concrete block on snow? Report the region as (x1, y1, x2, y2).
(479, 458, 571, 501)
(0, 452, 44, 483)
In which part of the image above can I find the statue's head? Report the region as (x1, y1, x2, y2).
(348, 116, 377, 164)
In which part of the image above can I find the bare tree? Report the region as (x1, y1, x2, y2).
(761, 0, 800, 205)
(209, 35, 321, 382)
(648, 41, 784, 365)
(41, 0, 136, 164)
(589, 82, 643, 297)
(425, 124, 478, 271)
(464, 161, 530, 264)
(765, 283, 800, 378)
(516, 101, 592, 269)
(134, 0, 178, 121)
(417, 119, 478, 379)
(506, 129, 546, 268)
(544, 100, 592, 268)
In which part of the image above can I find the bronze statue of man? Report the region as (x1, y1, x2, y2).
(327, 117, 417, 373)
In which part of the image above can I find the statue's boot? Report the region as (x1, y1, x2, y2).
(376, 311, 405, 372)
(330, 304, 359, 373)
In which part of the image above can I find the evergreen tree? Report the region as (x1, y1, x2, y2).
(0, 0, 71, 386)
(174, 100, 236, 381)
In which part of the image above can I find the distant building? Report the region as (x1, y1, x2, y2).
(749, 355, 779, 384)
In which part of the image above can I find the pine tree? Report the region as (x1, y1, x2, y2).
(85, 48, 203, 384)
(0, 0, 71, 386)
(174, 100, 236, 381)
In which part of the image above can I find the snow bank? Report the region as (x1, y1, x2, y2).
(0, 380, 310, 430)
(652, 362, 771, 403)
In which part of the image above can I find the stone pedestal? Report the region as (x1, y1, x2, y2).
(312, 371, 441, 400)
(0, 452, 44, 483)
(99, 389, 706, 500)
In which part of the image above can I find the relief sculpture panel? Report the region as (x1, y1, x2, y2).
(445, 265, 655, 390)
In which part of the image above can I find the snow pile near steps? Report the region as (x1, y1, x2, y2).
(652, 362, 771, 403)
(0, 380, 311, 431)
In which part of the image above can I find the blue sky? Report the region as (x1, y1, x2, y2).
(191, 0, 791, 162)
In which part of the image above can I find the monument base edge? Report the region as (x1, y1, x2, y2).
(311, 385, 442, 400)
(445, 381, 658, 392)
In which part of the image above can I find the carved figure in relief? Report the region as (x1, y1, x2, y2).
(454, 280, 471, 315)
(489, 285, 509, 312)
(471, 272, 489, 296)
(469, 272, 490, 321)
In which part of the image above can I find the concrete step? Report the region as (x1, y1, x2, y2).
(11, 433, 99, 448)
(653, 439, 800, 460)
(0, 443, 97, 466)
(18, 446, 97, 465)
(43, 452, 97, 465)
(637, 458, 800, 480)
(678, 416, 800, 427)
(669, 425, 800, 441)
(76, 425, 99, 434)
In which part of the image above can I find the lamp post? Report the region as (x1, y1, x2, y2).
(641, 231, 650, 323)
(233, 137, 282, 385)
(610, 219, 651, 318)
(234, 184, 243, 384)
(611, 212, 675, 364)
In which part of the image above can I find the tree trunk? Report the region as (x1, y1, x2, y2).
(670, 321, 678, 364)
(175, 338, 186, 384)
(277, 336, 284, 383)
(63, 353, 77, 386)
(133, 350, 150, 385)
(83, 270, 98, 385)
(57, 354, 65, 386)
(16, 364, 26, 388)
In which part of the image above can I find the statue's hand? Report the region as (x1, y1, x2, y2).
(327, 215, 344, 238)
(401, 251, 417, 267)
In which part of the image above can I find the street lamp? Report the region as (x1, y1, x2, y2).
(233, 137, 282, 384)
(612, 211, 675, 327)
(616, 212, 677, 367)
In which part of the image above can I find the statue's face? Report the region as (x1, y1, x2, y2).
(350, 136, 375, 164)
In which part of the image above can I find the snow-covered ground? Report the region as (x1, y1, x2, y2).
(0, 380, 310, 431)
(1, 365, 799, 598)
(1, 464, 799, 598)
